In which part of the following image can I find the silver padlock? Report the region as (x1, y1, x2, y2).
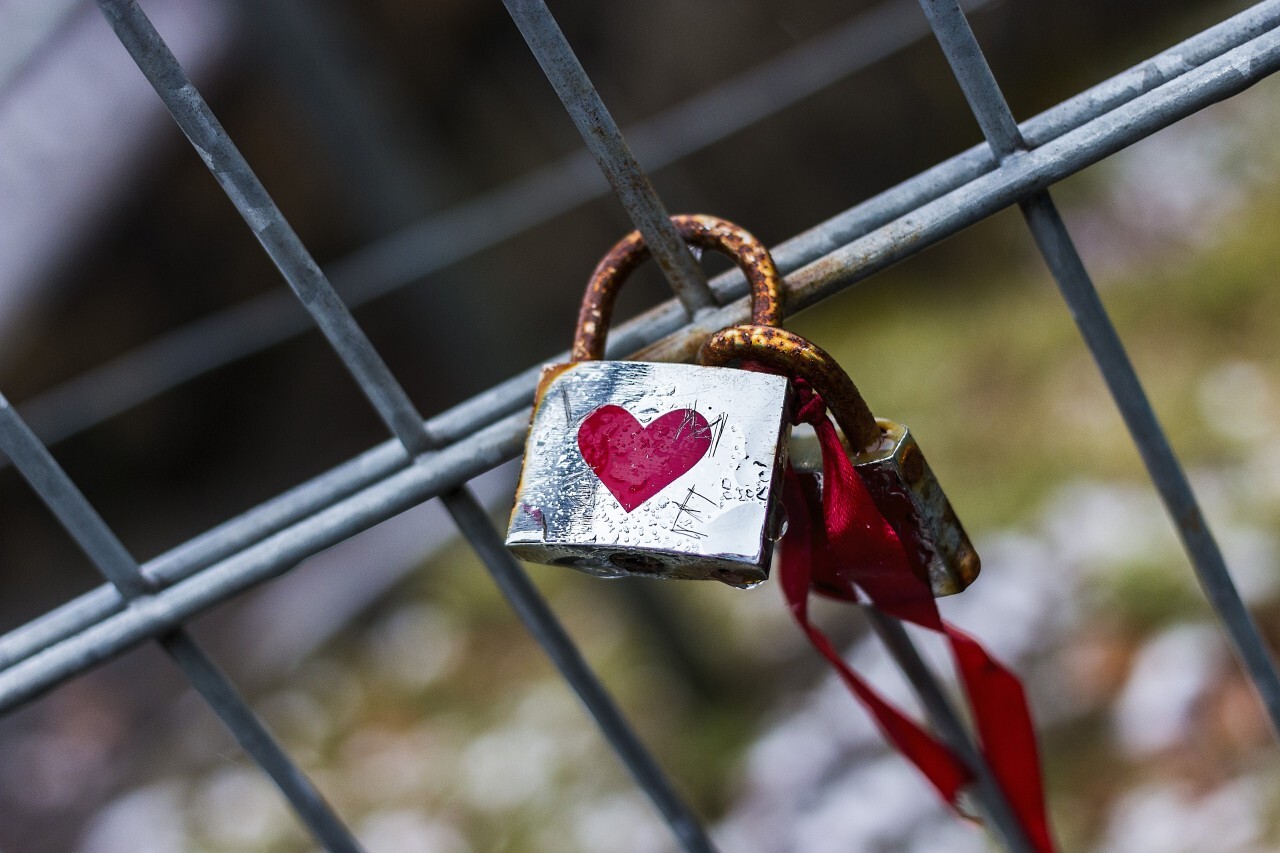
(506, 215, 793, 587)
(698, 325, 980, 596)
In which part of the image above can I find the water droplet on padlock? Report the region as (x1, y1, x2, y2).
(714, 569, 762, 590)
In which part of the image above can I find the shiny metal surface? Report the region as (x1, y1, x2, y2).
(508, 361, 791, 586)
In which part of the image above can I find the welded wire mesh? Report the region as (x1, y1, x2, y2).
(3, 0, 1280, 850)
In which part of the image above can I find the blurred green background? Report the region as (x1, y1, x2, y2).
(1, 0, 1278, 850)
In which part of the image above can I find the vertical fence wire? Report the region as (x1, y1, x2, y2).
(92, 1, 718, 848)
(864, 611, 1035, 852)
(443, 491, 720, 853)
(4, 2, 1280, 850)
(0, 396, 362, 853)
(12, 0, 1276, 461)
(501, 0, 1024, 847)
(3, 8, 1278, 709)
(915, 0, 1280, 735)
(94, 0, 430, 455)
(500, 0, 715, 316)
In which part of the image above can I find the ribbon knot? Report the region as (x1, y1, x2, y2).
(789, 377, 829, 427)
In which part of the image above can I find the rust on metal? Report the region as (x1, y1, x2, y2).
(852, 420, 981, 594)
(572, 214, 784, 362)
(697, 324, 881, 454)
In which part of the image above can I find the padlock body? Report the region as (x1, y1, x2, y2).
(789, 419, 980, 596)
(506, 361, 791, 586)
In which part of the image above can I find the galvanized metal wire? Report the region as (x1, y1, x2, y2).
(9, 2, 1278, 685)
(864, 610, 1035, 851)
(13, 0, 989, 452)
(0, 394, 360, 852)
(500, 0, 715, 316)
(3, 0, 1280, 849)
(90, 1, 719, 847)
(916, 0, 1280, 735)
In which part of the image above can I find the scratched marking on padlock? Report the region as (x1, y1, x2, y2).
(507, 360, 791, 586)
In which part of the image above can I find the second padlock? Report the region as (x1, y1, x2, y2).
(698, 324, 981, 597)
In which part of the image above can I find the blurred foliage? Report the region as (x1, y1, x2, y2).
(4, 0, 1280, 850)
(795, 161, 1280, 532)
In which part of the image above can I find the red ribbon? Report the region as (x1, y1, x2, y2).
(781, 382, 1055, 851)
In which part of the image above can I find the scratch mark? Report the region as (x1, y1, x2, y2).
(670, 485, 717, 539)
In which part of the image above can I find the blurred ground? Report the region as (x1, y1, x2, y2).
(1, 0, 1279, 850)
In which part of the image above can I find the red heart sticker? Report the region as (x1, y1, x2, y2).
(577, 405, 712, 512)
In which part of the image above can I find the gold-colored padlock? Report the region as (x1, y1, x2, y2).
(698, 325, 980, 596)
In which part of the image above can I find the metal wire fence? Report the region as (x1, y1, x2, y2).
(3, 0, 1280, 850)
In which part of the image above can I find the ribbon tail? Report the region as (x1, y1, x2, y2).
(781, 470, 974, 809)
(800, 413, 1057, 852)
(947, 624, 1056, 852)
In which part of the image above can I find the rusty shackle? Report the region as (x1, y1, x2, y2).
(572, 214, 784, 363)
(698, 325, 882, 454)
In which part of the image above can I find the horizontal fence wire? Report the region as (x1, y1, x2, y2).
(5, 0, 1276, 675)
(12, 0, 989, 453)
(9, 0, 1275, 459)
(90, 0, 721, 849)
(0, 396, 360, 852)
(916, 0, 1280, 736)
(3, 1, 1279, 715)
(4, 4, 1280, 850)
